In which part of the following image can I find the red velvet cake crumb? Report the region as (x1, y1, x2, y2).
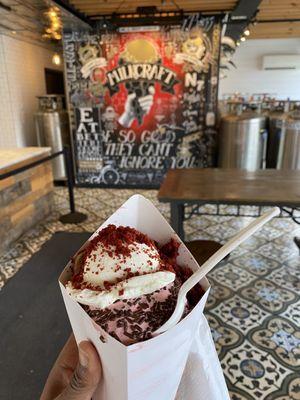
(103, 281, 111, 290)
(70, 225, 203, 306)
(94, 224, 155, 257)
(71, 225, 174, 290)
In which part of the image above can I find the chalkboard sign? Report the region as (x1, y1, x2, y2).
(63, 17, 221, 187)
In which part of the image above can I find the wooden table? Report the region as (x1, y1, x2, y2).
(158, 168, 300, 239)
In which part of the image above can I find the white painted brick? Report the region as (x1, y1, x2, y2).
(0, 34, 63, 148)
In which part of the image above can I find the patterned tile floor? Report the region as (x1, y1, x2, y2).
(1, 187, 299, 399)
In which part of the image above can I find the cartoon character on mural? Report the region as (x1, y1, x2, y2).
(219, 36, 236, 79)
(102, 106, 118, 130)
(175, 28, 213, 72)
(78, 43, 106, 78)
(78, 43, 99, 65)
(78, 42, 107, 104)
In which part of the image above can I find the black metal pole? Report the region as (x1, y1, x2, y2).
(59, 146, 87, 224)
(64, 145, 75, 213)
(170, 202, 185, 240)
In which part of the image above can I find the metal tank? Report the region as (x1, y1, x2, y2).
(218, 111, 267, 171)
(266, 110, 287, 168)
(277, 111, 300, 170)
(35, 95, 70, 180)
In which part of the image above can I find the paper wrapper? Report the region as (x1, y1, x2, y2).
(59, 195, 230, 400)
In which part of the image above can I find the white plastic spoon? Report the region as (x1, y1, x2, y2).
(155, 206, 280, 334)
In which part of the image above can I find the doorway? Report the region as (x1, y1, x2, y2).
(45, 68, 65, 95)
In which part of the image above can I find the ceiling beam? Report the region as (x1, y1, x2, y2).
(52, 0, 94, 28)
(257, 18, 300, 23)
(94, 12, 185, 28)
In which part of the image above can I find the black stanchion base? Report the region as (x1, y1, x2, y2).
(59, 212, 88, 224)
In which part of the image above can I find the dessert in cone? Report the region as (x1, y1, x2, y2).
(66, 224, 203, 345)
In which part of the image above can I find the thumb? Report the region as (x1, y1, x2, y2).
(58, 342, 101, 400)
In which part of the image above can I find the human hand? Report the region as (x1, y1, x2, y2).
(118, 85, 155, 127)
(40, 335, 102, 400)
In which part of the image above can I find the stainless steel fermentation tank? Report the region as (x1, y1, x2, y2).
(266, 110, 287, 168)
(278, 112, 300, 170)
(35, 95, 70, 180)
(218, 112, 267, 171)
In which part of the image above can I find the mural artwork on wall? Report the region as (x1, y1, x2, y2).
(64, 17, 221, 187)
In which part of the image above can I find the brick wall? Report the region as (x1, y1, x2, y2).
(0, 160, 54, 253)
(0, 34, 63, 148)
(0, 35, 16, 147)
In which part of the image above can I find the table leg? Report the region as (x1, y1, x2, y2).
(170, 202, 185, 240)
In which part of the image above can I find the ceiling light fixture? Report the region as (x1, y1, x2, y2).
(52, 53, 61, 66)
(244, 29, 250, 36)
(49, 10, 57, 18)
(44, 6, 62, 42)
(240, 36, 246, 42)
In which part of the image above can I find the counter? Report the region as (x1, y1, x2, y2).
(0, 147, 54, 253)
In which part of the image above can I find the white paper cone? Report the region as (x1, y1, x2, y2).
(59, 195, 229, 400)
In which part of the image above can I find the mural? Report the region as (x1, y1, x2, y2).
(63, 18, 221, 187)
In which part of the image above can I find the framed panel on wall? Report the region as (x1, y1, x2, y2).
(63, 16, 221, 188)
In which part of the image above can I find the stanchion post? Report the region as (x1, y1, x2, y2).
(59, 145, 87, 224)
(64, 145, 75, 213)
